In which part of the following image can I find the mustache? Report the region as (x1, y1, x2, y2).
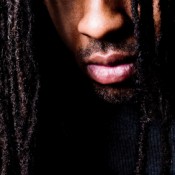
(76, 39, 138, 60)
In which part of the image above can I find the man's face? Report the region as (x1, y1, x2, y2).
(44, 0, 160, 104)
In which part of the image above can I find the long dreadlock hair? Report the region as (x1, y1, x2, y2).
(131, 0, 175, 174)
(0, 0, 175, 174)
(0, 0, 40, 174)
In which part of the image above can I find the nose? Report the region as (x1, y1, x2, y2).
(78, 0, 125, 40)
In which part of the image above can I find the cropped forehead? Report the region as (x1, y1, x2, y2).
(43, 0, 132, 17)
(44, 0, 159, 13)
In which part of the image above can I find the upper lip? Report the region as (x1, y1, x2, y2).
(84, 51, 136, 66)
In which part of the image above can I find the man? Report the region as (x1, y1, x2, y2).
(0, 0, 175, 174)
(39, 0, 175, 174)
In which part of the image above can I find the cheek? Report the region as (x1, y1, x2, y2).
(153, 0, 161, 36)
(58, 14, 80, 50)
(57, 17, 79, 51)
(44, 1, 83, 52)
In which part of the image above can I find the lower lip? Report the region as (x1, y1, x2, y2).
(87, 64, 134, 84)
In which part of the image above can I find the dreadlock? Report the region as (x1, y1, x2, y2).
(0, 0, 40, 174)
(131, 0, 175, 174)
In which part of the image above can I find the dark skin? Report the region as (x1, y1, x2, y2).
(44, 0, 160, 104)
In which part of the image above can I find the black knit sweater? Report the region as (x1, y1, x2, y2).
(36, 100, 175, 175)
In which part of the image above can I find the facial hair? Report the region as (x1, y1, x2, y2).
(76, 39, 144, 104)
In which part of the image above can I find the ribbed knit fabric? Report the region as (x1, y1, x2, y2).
(61, 104, 175, 175)
(171, 121, 175, 174)
(94, 105, 174, 175)
(92, 105, 175, 175)
(36, 102, 175, 175)
(101, 105, 138, 175)
(146, 121, 161, 175)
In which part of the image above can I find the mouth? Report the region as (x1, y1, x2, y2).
(85, 51, 136, 85)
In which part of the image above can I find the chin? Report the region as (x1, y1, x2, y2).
(92, 81, 140, 105)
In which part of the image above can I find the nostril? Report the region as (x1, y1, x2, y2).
(102, 18, 134, 43)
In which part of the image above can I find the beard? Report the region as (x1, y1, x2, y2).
(75, 37, 164, 106)
(91, 74, 142, 104)
(76, 39, 143, 104)
(93, 83, 136, 104)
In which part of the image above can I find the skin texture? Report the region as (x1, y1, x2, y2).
(44, 0, 160, 104)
